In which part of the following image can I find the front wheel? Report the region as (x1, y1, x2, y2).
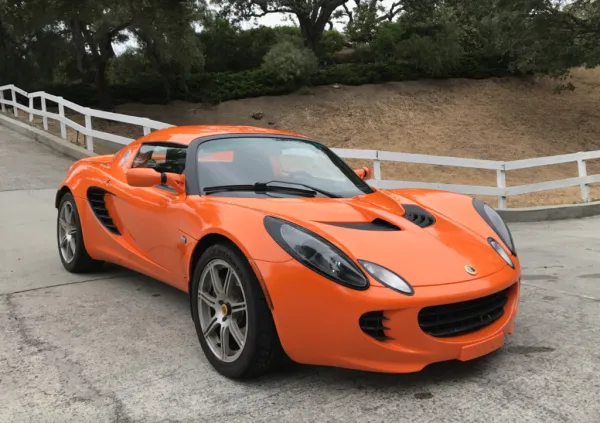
(190, 243, 286, 379)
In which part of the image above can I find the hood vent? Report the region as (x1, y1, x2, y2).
(325, 218, 400, 231)
(402, 204, 436, 228)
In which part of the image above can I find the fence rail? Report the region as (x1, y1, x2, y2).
(1, 83, 598, 209)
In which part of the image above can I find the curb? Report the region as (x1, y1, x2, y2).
(498, 201, 600, 223)
(0, 113, 95, 160)
(2, 113, 600, 223)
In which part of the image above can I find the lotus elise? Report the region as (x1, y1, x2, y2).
(55, 125, 521, 379)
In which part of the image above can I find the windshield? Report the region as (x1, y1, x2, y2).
(196, 137, 374, 198)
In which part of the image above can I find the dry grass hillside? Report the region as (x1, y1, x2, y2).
(13, 67, 600, 207)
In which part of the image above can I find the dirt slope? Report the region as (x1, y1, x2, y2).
(23, 67, 600, 207)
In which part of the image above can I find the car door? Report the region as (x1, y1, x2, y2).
(108, 142, 189, 285)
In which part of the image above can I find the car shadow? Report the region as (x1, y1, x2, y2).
(109, 264, 502, 392)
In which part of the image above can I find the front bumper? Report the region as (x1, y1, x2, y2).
(253, 258, 520, 373)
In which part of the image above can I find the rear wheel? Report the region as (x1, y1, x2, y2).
(57, 193, 104, 273)
(191, 243, 286, 379)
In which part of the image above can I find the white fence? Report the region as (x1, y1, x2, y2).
(1, 83, 599, 209)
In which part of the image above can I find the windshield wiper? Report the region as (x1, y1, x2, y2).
(203, 183, 317, 197)
(261, 180, 341, 198)
(203, 181, 341, 198)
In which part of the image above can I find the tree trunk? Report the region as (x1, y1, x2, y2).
(297, 1, 343, 54)
(134, 29, 173, 102)
(70, 19, 89, 80)
(95, 60, 111, 110)
(298, 16, 324, 52)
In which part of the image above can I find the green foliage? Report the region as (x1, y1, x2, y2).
(198, 20, 303, 73)
(107, 49, 157, 84)
(320, 30, 346, 55)
(370, 20, 464, 77)
(345, 0, 382, 44)
(7, 0, 600, 108)
(213, 0, 349, 50)
(261, 40, 319, 85)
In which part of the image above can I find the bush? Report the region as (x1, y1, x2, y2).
(370, 21, 466, 77)
(261, 40, 319, 85)
(312, 62, 420, 86)
(36, 57, 513, 108)
(320, 30, 346, 57)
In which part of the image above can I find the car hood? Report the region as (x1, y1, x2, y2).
(206, 190, 510, 287)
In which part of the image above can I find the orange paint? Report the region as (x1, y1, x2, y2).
(57, 125, 521, 373)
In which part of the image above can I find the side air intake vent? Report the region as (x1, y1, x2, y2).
(359, 311, 394, 341)
(402, 204, 436, 228)
(87, 187, 120, 235)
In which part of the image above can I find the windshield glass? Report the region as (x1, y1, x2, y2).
(196, 137, 374, 198)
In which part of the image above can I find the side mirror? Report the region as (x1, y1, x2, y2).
(126, 168, 185, 194)
(354, 166, 372, 180)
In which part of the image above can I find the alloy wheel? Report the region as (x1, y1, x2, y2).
(197, 259, 248, 363)
(58, 201, 77, 263)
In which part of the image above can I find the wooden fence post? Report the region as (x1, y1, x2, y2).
(58, 99, 67, 139)
(578, 159, 590, 203)
(11, 88, 17, 117)
(84, 110, 94, 151)
(41, 97, 48, 130)
(496, 165, 507, 209)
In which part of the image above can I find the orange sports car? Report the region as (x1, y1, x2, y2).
(55, 125, 521, 379)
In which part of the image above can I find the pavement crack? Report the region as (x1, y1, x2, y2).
(6, 294, 53, 354)
(0, 187, 55, 193)
(521, 281, 599, 302)
(2, 274, 127, 296)
(5, 294, 131, 422)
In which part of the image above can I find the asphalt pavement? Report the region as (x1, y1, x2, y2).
(1, 125, 599, 423)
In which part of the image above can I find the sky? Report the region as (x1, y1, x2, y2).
(114, 0, 398, 54)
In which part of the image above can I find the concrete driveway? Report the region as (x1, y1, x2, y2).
(1, 125, 599, 423)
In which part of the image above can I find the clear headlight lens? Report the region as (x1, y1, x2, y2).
(473, 199, 516, 256)
(489, 237, 514, 268)
(358, 260, 414, 295)
(264, 216, 368, 289)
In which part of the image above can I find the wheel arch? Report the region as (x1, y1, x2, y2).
(188, 233, 274, 312)
(55, 185, 73, 209)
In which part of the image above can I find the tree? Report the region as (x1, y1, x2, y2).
(0, 0, 74, 87)
(48, 0, 136, 108)
(132, 0, 206, 100)
(335, 0, 403, 43)
(214, 0, 351, 51)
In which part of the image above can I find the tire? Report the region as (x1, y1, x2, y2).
(190, 242, 286, 379)
(57, 192, 104, 273)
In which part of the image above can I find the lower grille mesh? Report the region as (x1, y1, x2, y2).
(418, 288, 509, 338)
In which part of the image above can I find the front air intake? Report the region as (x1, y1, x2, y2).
(418, 288, 509, 338)
(87, 187, 120, 235)
(359, 311, 394, 341)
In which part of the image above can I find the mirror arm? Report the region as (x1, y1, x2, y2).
(163, 173, 186, 194)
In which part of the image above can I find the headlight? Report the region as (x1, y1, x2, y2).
(264, 216, 368, 290)
(473, 199, 516, 256)
(488, 237, 514, 268)
(358, 260, 414, 295)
